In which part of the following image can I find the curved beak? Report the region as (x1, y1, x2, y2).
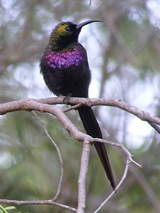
(76, 19, 103, 29)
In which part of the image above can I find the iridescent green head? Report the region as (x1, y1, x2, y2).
(49, 19, 103, 50)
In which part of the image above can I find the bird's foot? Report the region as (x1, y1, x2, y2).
(63, 93, 72, 106)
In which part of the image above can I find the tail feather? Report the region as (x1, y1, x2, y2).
(78, 106, 115, 189)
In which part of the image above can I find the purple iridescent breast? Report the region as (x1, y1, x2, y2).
(43, 44, 86, 70)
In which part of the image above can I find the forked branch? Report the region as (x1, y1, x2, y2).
(0, 97, 158, 212)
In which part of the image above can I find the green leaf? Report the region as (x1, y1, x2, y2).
(5, 206, 16, 210)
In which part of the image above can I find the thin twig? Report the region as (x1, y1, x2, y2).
(63, 103, 82, 112)
(0, 199, 76, 212)
(32, 111, 64, 201)
(94, 157, 130, 213)
(92, 138, 142, 167)
(91, 138, 141, 212)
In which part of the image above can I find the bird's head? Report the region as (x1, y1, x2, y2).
(49, 19, 103, 50)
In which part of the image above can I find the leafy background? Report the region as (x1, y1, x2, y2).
(0, 0, 160, 212)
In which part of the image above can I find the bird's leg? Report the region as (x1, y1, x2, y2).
(63, 93, 72, 107)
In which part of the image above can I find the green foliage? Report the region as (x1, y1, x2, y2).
(0, 205, 29, 213)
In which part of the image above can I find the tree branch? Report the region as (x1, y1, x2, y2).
(32, 111, 64, 201)
(77, 141, 91, 213)
(0, 199, 77, 212)
(94, 157, 130, 213)
(1, 97, 159, 129)
(0, 97, 157, 212)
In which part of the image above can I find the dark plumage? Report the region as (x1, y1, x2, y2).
(40, 20, 115, 189)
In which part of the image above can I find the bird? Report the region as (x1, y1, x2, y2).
(40, 19, 115, 189)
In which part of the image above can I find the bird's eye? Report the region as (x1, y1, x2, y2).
(65, 26, 71, 31)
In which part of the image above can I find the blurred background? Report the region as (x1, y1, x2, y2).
(0, 0, 160, 212)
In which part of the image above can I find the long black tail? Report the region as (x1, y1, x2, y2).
(78, 106, 115, 189)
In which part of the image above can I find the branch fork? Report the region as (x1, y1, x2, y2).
(0, 97, 159, 212)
